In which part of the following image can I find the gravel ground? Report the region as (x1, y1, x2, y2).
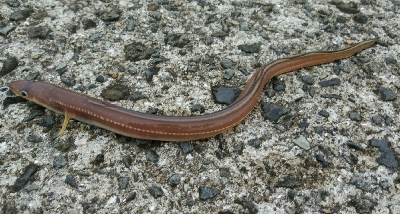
(1, 0, 399, 213)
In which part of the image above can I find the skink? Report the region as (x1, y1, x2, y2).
(9, 39, 377, 141)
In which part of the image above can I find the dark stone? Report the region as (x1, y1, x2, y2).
(22, 108, 45, 122)
(220, 59, 234, 69)
(145, 150, 159, 163)
(28, 26, 50, 39)
(384, 57, 397, 64)
(12, 163, 38, 192)
(81, 201, 89, 210)
(122, 155, 132, 168)
(164, 5, 179, 12)
(53, 156, 68, 169)
(52, 137, 73, 152)
(347, 141, 364, 151)
(89, 33, 103, 42)
(272, 79, 285, 91)
(180, 141, 193, 154)
(82, 18, 97, 30)
(101, 8, 121, 22)
(371, 115, 382, 125)
(233, 143, 244, 155)
(186, 199, 195, 206)
(385, 115, 393, 124)
(89, 32, 103, 42)
(7, 0, 20, 7)
(261, 102, 289, 121)
(334, 2, 360, 14)
(35, 115, 55, 127)
(315, 154, 329, 167)
(129, 91, 147, 101)
(60, 77, 76, 87)
(318, 110, 329, 118)
(127, 67, 138, 74)
(369, 138, 399, 168)
(126, 19, 136, 31)
(349, 112, 362, 122)
(321, 94, 342, 99)
(0, 25, 16, 37)
(190, 104, 205, 113)
(164, 33, 190, 48)
(67, 24, 78, 34)
(88, 84, 97, 89)
(267, 89, 277, 97)
(302, 75, 314, 85)
(318, 78, 341, 87)
(223, 69, 235, 80)
(288, 190, 296, 200)
(150, 22, 159, 33)
(336, 15, 347, 23)
(167, 174, 180, 187)
(247, 139, 261, 149)
(65, 175, 77, 188)
(147, 108, 159, 115)
(238, 43, 261, 53)
(212, 30, 229, 38)
(0, 56, 18, 77)
(299, 119, 309, 128)
(238, 66, 250, 75)
(10, 9, 32, 21)
(148, 186, 164, 198)
(219, 168, 231, 178)
(199, 187, 219, 200)
(149, 11, 162, 20)
(211, 86, 241, 105)
(26, 135, 43, 143)
(73, 45, 82, 61)
(57, 66, 68, 75)
(340, 128, 349, 136)
(333, 65, 342, 75)
(94, 9, 106, 17)
(101, 84, 130, 101)
(215, 150, 225, 159)
(376, 86, 397, 101)
(191, 56, 201, 63)
(125, 192, 137, 202)
(91, 154, 105, 165)
(145, 67, 160, 82)
(118, 177, 129, 190)
(353, 13, 368, 24)
(179, 48, 187, 55)
(95, 75, 105, 83)
(92, 196, 99, 203)
(124, 42, 154, 62)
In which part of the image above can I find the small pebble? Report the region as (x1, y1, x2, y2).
(65, 175, 77, 188)
(199, 187, 219, 200)
(293, 135, 310, 150)
(148, 187, 164, 198)
(167, 174, 180, 187)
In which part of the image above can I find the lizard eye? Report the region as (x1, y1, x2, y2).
(20, 90, 28, 97)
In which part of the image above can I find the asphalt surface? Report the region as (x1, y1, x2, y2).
(1, 1, 399, 213)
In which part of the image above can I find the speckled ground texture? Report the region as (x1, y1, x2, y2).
(1, 0, 399, 213)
